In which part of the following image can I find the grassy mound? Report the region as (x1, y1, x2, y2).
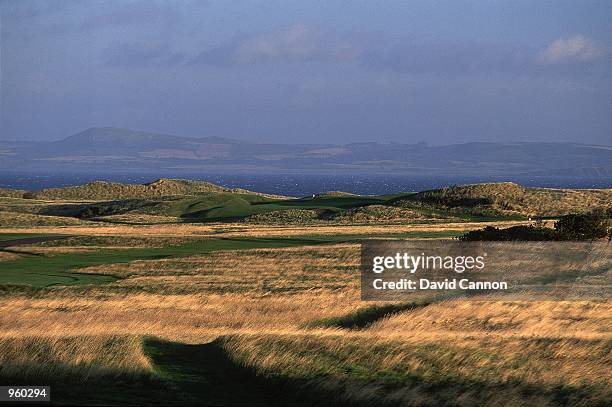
(395, 182, 612, 217)
(0, 188, 27, 198)
(312, 191, 357, 198)
(29, 178, 258, 201)
(4, 179, 608, 224)
(244, 209, 323, 224)
(325, 205, 435, 224)
(39, 191, 391, 223)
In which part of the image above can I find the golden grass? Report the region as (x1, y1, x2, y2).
(414, 182, 612, 216)
(222, 333, 611, 387)
(0, 226, 609, 404)
(0, 335, 151, 382)
(6, 246, 143, 255)
(95, 214, 181, 224)
(0, 252, 20, 261)
(212, 221, 531, 239)
(370, 300, 611, 340)
(0, 210, 90, 227)
(0, 219, 529, 237)
(1, 243, 609, 340)
(0, 245, 362, 341)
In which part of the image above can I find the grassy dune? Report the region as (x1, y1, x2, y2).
(29, 178, 259, 201)
(400, 182, 612, 217)
(0, 180, 530, 226)
(1, 181, 608, 228)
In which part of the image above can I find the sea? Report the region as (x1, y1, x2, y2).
(0, 172, 610, 197)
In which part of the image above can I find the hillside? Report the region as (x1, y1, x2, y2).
(396, 182, 612, 217)
(0, 187, 26, 198)
(2, 127, 611, 177)
(30, 179, 257, 201)
(1, 180, 609, 226)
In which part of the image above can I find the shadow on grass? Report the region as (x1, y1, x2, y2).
(143, 337, 335, 406)
(3, 336, 604, 406)
(0, 248, 46, 257)
(143, 337, 603, 407)
(0, 235, 72, 248)
(308, 301, 431, 330)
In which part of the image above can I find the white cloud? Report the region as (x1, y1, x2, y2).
(538, 35, 603, 65)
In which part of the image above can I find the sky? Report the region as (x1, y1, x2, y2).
(1, 0, 611, 144)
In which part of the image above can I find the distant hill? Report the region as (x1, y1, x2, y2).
(56, 127, 243, 151)
(396, 182, 612, 217)
(1, 127, 610, 177)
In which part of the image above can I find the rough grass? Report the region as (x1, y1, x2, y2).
(0, 210, 90, 227)
(28, 178, 256, 201)
(7, 181, 577, 227)
(325, 205, 436, 224)
(245, 209, 323, 224)
(0, 236, 340, 287)
(6, 180, 609, 226)
(0, 187, 26, 198)
(221, 333, 611, 406)
(0, 335, 152, 383)
(397, 182, 612, 217)
(0, 218, 610, 405)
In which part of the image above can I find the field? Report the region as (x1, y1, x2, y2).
(0, 181, 610, 406)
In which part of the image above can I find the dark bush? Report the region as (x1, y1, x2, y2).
(459, 208, 611, 241)
(554, 209, 611, 241)
(458, 225, 558, 241)
(79, 207, 102, 219)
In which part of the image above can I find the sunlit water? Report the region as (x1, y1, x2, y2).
(1, 172, 610, 196)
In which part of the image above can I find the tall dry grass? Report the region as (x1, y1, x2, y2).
(0, 335, 151, 383)
(0, 238, 610, 404)
(0, 219, 528, 237)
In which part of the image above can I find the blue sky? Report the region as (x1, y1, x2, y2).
(1, 0, 611, 144)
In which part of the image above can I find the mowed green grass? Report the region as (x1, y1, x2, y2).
(57, 192, 415, 222)
(0, 237, 316, 288)
(177, 193, 398, 221)
(0, 230, 461, 288)
(41, 191, 524, 224)
(141, 193, 522, 222)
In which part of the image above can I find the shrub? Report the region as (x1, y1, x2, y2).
(459, 208, 611, 241)
(458, 225, 557, 241)
(555, 209, 611, 241)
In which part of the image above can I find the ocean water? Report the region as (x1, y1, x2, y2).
(0, 172, 610, 197)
